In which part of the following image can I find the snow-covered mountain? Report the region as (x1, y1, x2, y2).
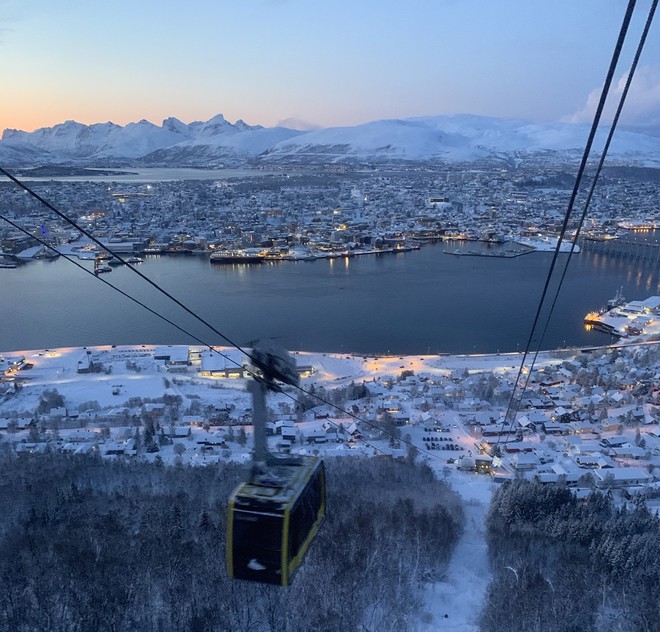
(0, 114, 304, 167)
(258, 115, 660, 166)
(2, 113, 660, 167)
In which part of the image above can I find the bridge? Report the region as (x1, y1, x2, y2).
(579, 237, 660, 265)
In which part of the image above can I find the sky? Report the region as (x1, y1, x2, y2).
(2, 0, 660, 132)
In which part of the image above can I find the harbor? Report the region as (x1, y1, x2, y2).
(0, 242, 657, 355)
(584, 293, 660, 339)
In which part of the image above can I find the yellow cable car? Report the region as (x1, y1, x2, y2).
(227, 456, 326, 586)
(226, 342, 326, 585)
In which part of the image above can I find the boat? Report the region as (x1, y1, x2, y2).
(127, 256, 143, 264)
(94, 263, 112, 274)
(35, 249, 60, 259)
(160, 248, 192, 255)
(0, 260, 17, 269)
(605, 286, 626, 311)
(210, 250, 264, 264)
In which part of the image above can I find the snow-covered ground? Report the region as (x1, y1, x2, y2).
(513, 235, 580, 252)
(419, 472, 494, 631)
(2, 341, 659, 628)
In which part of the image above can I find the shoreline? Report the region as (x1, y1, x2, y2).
(4, 339, 658, 375)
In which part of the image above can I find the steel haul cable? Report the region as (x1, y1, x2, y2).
(496, 0, 644, 450)
(0, 208, 443, 462)
(498, 0, 658, 450)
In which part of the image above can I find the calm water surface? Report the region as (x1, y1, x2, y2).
(15, 167, 283, 183)
(1, 239, 658, 354)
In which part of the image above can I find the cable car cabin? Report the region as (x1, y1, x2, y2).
(227, 456, 326, 586)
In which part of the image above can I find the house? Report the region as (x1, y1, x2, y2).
(606, 391, 629, 406)
(67, 442, 96, 455)
(550, 464, 589, 486)
(143, 403, 166, 419)
(600, 435, 630, 448)
(65, 429, 100, 442)
(608, 446, 647, 459)
(393, 411, 410, 426)
(463, 412, 503, 426)
(575, 454, 613, 469)
(512, 454, 540, 471)
(305, 429, 327, 444)
(100, 440, 136, 457)
(593, 467, 652, 488)
(475, 455, 493, 474)
(195, 432, 227, 448)
(535, 472, 563, 485)
(198, 349, 248, 378)
(525, 398, 554, 409)
(276, 438, 292, 451)
(76, 351, 95, 374)
(552, 407, 574, 423)
(281, 426, 298, 443)
(154, 346, 189, 365)
(325, 429, 340, 442)
(275, 419, 295, 434)
(504, 441, 535, 454)
(48, 407, 67, 421)
(382, 398, 402, 414)
(542, 421, 566, 435)
(566, 421, 597, 435)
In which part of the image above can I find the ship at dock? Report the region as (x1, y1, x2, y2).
(210, 249, 265, 264)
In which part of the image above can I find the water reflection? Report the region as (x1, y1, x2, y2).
(0, 242, 657, 354)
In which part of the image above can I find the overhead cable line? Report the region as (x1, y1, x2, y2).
(0, 211, 245, 367)
(0, 165, 252, 360)
(0, 206, 441, 462)
(496, 0, 641, 446)
(529, 0, 658, 356)
(497, 0, 659, 448)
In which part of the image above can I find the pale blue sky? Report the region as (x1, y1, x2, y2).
(2, 0, 659, 131)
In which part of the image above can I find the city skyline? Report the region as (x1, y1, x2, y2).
(2, 1, 660, 133)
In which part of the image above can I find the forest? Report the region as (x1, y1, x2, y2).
(0, 452, 463, 631)
(480, 480, 660, 632)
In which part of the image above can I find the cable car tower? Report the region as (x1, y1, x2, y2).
(227, 342, 326, 586)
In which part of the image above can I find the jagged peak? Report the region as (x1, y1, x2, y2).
(234, 119, 262, 131)
(2, 128, 26, 140)
(205, 113, 230, 126)
(162, 116, 187, 132)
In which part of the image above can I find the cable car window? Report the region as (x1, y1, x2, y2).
(232, 510, 283, 584)
(289, 465, 325, 561)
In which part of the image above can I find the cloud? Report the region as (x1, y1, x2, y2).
(564, 65, 660, 127)
(276, 117, 322, 131)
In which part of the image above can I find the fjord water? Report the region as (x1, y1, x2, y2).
(1, 240, 657, 354)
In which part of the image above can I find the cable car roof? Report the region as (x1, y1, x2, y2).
(232, 456, 322, 506)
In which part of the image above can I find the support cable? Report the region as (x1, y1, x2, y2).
(0, 165, 252, 359)
(498, 0, 658, 448)
(496, 0, 639, 448)
(0, 209, 441, 462)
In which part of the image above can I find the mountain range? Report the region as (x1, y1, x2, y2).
(2, 113, 660, 168)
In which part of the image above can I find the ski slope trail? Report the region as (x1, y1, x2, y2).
(421, 476, 493, 630)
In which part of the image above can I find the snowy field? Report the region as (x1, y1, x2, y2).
(1, 341, 659, 630)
